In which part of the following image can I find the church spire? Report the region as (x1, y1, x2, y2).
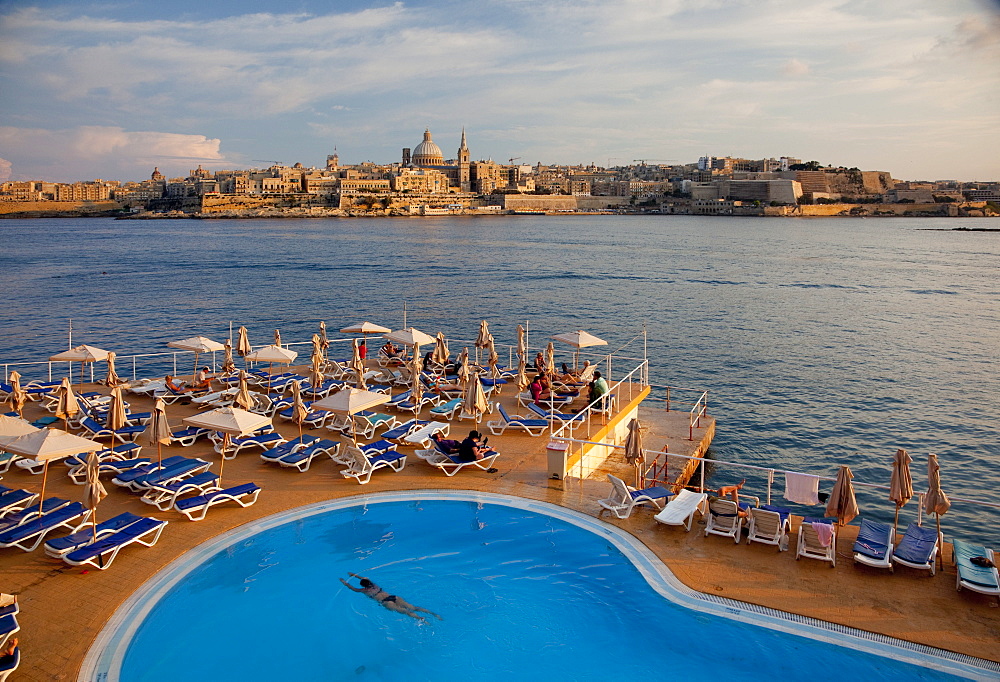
(459, 126, 468, 151)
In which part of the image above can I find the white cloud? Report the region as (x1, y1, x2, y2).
(781, 59, 810, 78)
(0, 158, 12, 182)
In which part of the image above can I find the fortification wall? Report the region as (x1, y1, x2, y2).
(0, 200, 122, 216)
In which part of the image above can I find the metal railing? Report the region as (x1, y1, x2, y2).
(688, 390, 709, 441)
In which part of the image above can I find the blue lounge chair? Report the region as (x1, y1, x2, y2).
(486, 403, 549, 436)
(359, 440, 396, 457)
(356, 415, 409, 441)
(414, 440, 500, 477)
(952, 539, 1000, 599)
(339, 445, 407, 484)
(276, 439, 340, 472)
(64, 443, 142, 468)
(173, 483, 261, 521)
(122, 458, 211, 492)
(68, 457, 151, 485)
(214, 431, 284, 459)
(140, 471, 220, 511)
(0, 502, 92, 552)
(527, 403, 587, 429)
(0, 498, 72, 533)
(0, 490, 39, 518)
(429, 398, 464, 420)
(169, 427, 211, 447)
(0, 644, 18, 681)
(0, 599, 18, 656)
(891, 523, 939, 575)
(111, 455, 189, 487)
(852, 518, 895, 571)
(44, 511, 145, 557)
(62, 516, 168, 570)
(597, 474, 671, 519)
(260, 435, 318, 464)
(80, 416, 146, 443)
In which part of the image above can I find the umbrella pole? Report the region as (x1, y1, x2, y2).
(157, 439, 163, 469)
(219, 434, 228, 486)
(893, 505, 900, 535)
(935, 513, 943, 570)
(38, 460, 51, 516)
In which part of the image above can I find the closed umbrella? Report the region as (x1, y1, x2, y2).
(83, 447, 108, 546)
(290, 381, 308, 441)
(106, 386, 128, 432)
(54, 377, 79, 431)
(143, 398, 171, 468)
(318, 321, 330, 358)
(487, 338, 501, 380)
(516, 324, 526, 364)
(183, 407, 272, 485)
(432, 332, 449, 367)
(410, 345, 424, 407)
(233, 371, 254, 411)
(311, 334, 323, 363)
(544, 342, 556, 377)
(462, 370, 488, 424)
(475, 320, 491, 349)
(167, 336, 225, 378)
(274, 329, 282, 347)
(3, 428, 102, 516)
(6, 371, 26, 417)
(624, 417, 644, 486)
(515, 360, 529, 393)
(309, 356, 324, 393)
(924, 453, 950, 570)
(457, 347, 471, 384)
(889, 448, 914, 533)
(351, 339, 367, 390)
(236, 326, 252, 358)
(221, 340, 236, 374)
(104, 351, 122, 387)
(825, 465, 859, 526)
(50, 344, 110, 386)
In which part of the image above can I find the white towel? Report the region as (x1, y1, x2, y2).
(784, 472, 820, 505)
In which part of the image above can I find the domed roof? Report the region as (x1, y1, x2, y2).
(412, 129, 443, 165)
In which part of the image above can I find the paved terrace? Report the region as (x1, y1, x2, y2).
(1, 373, 997, 680)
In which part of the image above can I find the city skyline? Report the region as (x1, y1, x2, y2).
(1, 0, 998, 183)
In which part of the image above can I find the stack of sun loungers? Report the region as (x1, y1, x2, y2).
(44, 511, 168, 569)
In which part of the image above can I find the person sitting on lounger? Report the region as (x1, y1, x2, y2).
(714, 479, 749, 517)
(534, 352, 546, 375)
(529, 375, 552, 405)
(164, 375, 190, 394)
(557, 360, 592, 384)
(458, 430, 496, 463)
(192, 366, 213, 391)
(0, 637, 17, 667)
(340, 573, 442, 622)
(382, 341, 402, 358)
(430, 432, 461, 453)
(587, 371, 609, 405)
(427, 376, 463, 395)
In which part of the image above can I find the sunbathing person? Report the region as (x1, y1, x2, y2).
(430, 432, 461, 453)
(533, 352, 546, 375)
(557, 360, 592, 384)
(164, 375, 191, 394)
(0, 637, 17, 668)
(382, 341, 402, 358)
(529, 375, 552, 405)
(715, 479, 749, 517)
(458, 430, 498, 467)
(340, 573, 442, 622)
(191, 366, 214, 391)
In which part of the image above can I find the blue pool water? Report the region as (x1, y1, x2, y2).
(115, 497, 967, 681)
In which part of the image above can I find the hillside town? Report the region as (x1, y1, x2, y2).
(2, 128, 997, 218)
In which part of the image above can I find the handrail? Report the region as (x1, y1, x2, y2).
(549, 358, 648, 442)
(689, 390, 709, 440)
(551, 434, 1000, 516)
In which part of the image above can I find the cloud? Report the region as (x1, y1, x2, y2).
(0, 158, 11, 182)
(0, 126, 231, 181)
(781, 59, 810, 78)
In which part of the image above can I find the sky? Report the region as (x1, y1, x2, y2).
(0, 0, 998, 183)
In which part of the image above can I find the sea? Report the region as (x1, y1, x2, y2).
(1, 215, 998, 544)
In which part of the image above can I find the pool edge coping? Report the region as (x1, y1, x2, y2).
(80, 490, 999, 681)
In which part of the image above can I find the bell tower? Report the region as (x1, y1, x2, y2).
(457, 127, 471, 192)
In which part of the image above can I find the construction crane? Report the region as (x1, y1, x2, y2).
(633, 159, 677, 165)
(508, 157, 522, 165)
(252, 159, 284, 166)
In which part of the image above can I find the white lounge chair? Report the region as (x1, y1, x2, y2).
(173, 483, 261, 521)
(597, 474, 671, 519)
(339, 445, 407, 484)
(704, 498, 743, 544)
(852, 518, 894, 569)
(414, 442, 499, 477)
(747, 505, 792, 552)
(796, 520, 837, 567)
(486, 403, 549, 436)
(402, 421, 450, 449)
(653, 489, 707, 532)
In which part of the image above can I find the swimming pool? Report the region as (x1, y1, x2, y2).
(83, 492, 991, 681)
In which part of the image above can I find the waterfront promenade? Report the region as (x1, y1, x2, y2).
(0, 369, 997, 680)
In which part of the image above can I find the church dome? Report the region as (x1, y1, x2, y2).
(412, 129, 444, 166)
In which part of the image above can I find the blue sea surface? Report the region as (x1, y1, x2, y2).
(0, 215, 997, 542)
(119, 500, 964, 681)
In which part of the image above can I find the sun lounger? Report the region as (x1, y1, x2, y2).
(402, 421, 450, 449)
(260, 435, 318, 464)
(68, 457, 151, 484)
(173, 483, 261, 521)
(215, 431, 284, 459)
(44, 511, 146, 557)
(0, 597, 18, 653)
(0, 644, 18, 681)
(597, 474, 671, 519)
(852, 518, 894, 570)
(380, 419, 425, 443)
(80, 416, 146, 443)
(653, 489, 707, 532)
(891, 523, 939, 575)
(169, 427, 211, 447)
(952, 539, 1000, 599)
(487, 403, 549, 436)
(0, 502, 92, 552)
(0, 490, 39, 518)
(0, 498, 72, 533)
(120, 458, 212, 492)
(276, 439, 340, 472)
(517, 391, 573, 408)
(414, 442, 500, 477)
(64, 443, 142, 468)
(0, 453, 16, 475)
(111, 455, 189, 487)
(62, 516, 168, 569)
(704, 498, 744, 543)
(746, 505, 791, 551)
(796, 518, 837, 567)
(526, 403, 587, 430)
(339, 445, 407, 484)
(391, 389, 441, 415)
(140, 471, 220, 510)
(429, 397, 464, 420)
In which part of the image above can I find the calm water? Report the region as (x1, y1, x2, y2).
(1, 215, 998, 542)
(120, 500, 963, 681)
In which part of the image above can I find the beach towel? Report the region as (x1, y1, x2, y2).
(784, 472, 820, 505)
(812, 522, 834, 547)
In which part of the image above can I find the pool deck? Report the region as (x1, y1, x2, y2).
(2, 375, 998, 680)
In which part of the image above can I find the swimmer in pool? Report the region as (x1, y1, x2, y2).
(340, 572, 442, 622)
